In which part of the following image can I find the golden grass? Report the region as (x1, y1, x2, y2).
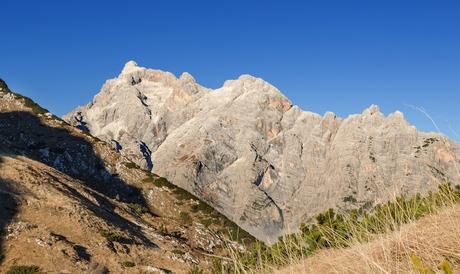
(278, 205, 460, 274)
(216, 184, 460, 274)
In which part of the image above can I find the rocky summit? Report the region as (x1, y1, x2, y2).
(65, 61, 460, 243)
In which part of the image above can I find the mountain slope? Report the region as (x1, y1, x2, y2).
(65, 61, 460, 243)
(279, 205, 460, 274)
(0, 79, 253, 273)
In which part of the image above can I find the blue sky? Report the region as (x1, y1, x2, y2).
(1, 1, 459, 140)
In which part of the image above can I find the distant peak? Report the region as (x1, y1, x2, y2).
(238, 74, 259, 81)
(362, 104, 381, 115)
(121, 60, 142, 75)
(223, 74, 284, 95)
(179, 72, 196, 83)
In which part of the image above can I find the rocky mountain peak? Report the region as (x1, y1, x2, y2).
(362, 104, 381, 116)
(120, 60, 142, 75)
(65, 62, 460, 243)
(223, 74, 284, 95)
(179, 72, 196, 83)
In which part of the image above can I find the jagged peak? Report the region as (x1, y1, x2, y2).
(120, 60, 144, 75)
(387, 110, 409, 125)
(222, 74, 284, 96)
(362, 104, 381, 116)
(323, 111, 338, 119)
(179, 72, 196, 83)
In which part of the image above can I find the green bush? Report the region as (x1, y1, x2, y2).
(142, 175, 155, 183)
(5, 265, 40, 274)
(343, 195, 357, 203)
(157, 224, 168, 236)
(123, 162, 140, 169)
(200, 218, 213, 226)
(121, 261, 135, 268)
(172, 249, 185, 255)
(153, 177, 176, 189)
(174, 187, 198, 201)
(99, 229, 124, 242)
(127, 203, 149, 215)
(180, 212, 193, 225)
(142, 174, 173, 188)
(191, 201, 215, 214)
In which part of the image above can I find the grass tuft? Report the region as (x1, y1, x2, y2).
(5, 265, 40, 274)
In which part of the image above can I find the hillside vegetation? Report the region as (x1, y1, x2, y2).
(209, 183, 460, 273)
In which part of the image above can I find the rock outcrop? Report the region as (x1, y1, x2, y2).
(65, 61, 460, 243)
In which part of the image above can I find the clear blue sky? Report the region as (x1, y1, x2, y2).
(1, 1, 459, 140)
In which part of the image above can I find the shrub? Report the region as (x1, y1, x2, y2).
(120, 261, 135, 268)
(343, 195, 357, 203)
(180, 212, 193, 225)
(99, 229, 123, 242)
(142, 174, 174, 189)
(127, 203, 149, 215)
(5, 265, 40, 274)
(172, 249, 185, 255)
(142, 175, 155, 183)
(123, 162, 140, 169)
(200, 218, 213, 226)
(153, 177, 175, 189)
(157, 224, 168, 236)
(174, 188, 198, 201)
(191, 201, 214, 215)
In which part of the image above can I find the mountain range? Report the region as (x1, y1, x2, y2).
(64, 61, 460, 243)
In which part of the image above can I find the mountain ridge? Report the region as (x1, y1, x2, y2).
(0, 79, 253, 273)
(65, 61, 460, 243)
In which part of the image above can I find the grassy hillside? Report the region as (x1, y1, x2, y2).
(208, 183, 460, 273)
(0, 79, 255, 273)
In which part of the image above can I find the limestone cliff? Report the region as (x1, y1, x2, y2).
(65, 61, 460, 243)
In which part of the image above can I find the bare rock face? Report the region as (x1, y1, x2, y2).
(65, 61, 460, 243)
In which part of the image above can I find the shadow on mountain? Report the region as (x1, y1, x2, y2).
(0, 175, 19, 264)
(0, 111, 157, 262)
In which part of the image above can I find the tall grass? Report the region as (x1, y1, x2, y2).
(214, 183, 460, 273)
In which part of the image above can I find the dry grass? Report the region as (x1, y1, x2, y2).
(216, 184, 460, 274)
(279, 205, 460, 274)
